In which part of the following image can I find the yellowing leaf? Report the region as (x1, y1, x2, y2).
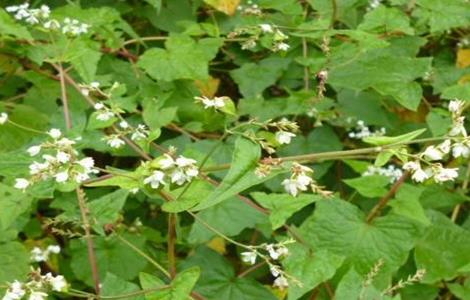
(458, 74, 470, 84)
(195, 76, 220, 97)
(206, 236, 226, 254)
(457, 49, 470, 69)
(204, 0, 240, 15)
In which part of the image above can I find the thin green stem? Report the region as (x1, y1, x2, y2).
(7, 120, 45, 135)
(115, 233, 171, 278)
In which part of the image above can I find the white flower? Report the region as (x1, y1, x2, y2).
(411, 168, 430, 183)
(158, 155, 175, 169)
(273, 276, 289, 289)
(296, 174, 313, 188)
(269, 264, 281, 277)
(29, 161, 49, 175)
(266, 244, 288, 260)
(259, 24, 273, 33)
(170, 169, 187, 185)
(96, 111, 115, 121)
(449, 100, 465, 113)
(403, 161, 420, 171)
(54, 171, 69, 183)
(131, 125, 149, 141)
(47, 245, 61, 254)
(31, 247, 48, 262)
(143, 171, 166, 189)
(275, 42, 290, 51)
(275, 131, 296, 145)
(27, 145, 42, 156)
(175, 156, 197, 167)
(185, 167, 199, 178)
(56, 137, 76, 147)
(119, 121, 129, 129)
(195, 96, 226, 109)
(90, 81, 100, 88)
(452, 143, 470, 158)
(449, 117, 467, 136)
(422, 146, 443, 161)
(3, 281, 25, 300)
(14, 178, 30, 190)
(45, 274, 67, 292)
(77, 157, 95, 170)
(241, 251, 257, 265)
(75, 172, 90, 183)
(56, 151, 71, 163)
(282, 178, 300, 197)
(434, 167, 459, 183)
(48, 128, 62, 139)
(437, 140, 451, 154)
(28, 291, 48, 300)
(0, 112, 8, 124)
(94, 102, 104, 110)
(43, 19, 60, 30)
(107, 136, 125, 148)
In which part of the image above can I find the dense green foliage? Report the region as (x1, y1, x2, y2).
(1, 0, 470, 299)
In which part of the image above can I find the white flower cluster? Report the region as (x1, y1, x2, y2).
(30, 245, 60, 263)
(367, 0, 382, 10)
(94, 102, 115, 121)
(348, 120, 386, 139)
(282, 163, 314, 197)
(229, 22, 289, 52)
(6, 3, 49, 25)
(241, 241, 291, 290)
(194, 96, 225, 110)
(102, 122, 149, 149)
(14, 129, 98, 190)
(6, 3, 89, 36)
(0, 112, 8, 125)
(403, 100, 469, 183)
(362, 165, 403, 183)
(2, 271, 68, 300)
(236, 1, 262, 16)
(143, 154, 199, 189)
(61, 17, 89, 36)
(272, 118, 299, 146)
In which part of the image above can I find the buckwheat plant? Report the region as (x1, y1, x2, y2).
(1, 1, 470, 299)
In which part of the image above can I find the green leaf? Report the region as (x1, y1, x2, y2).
(251, 192, 320, 230)
(162, 180, 213, 213)
(230, 57, 291, 98)
(70, 234, 148, 286)
(140, 267, 200, 300)
(363, 128, 426, 146)
(299, 199, 423, 276)
(0, 183, 33, 230)
(329, 53, 432, 110)
(193, 137, 285, 210)
(0, 9, 32, 39)
(0, 105, 48, 152)
(344, 175, 390, 198)
(87, 112, 118, 130)
(415, 0, 470, 33)
(0, 242, 30, 283)
(102, 272, 144, 300)
(89, 190, 129, 235)
(188, 198, 266, 243)
(181, 247, 277, 300)
(67, 39, 103, 82)
(335, 267, 363, 300)
(283, 245, 344, 300)
(415, 211, 470, 283)
(388, 184, 430, 226)
(441, 83, 470, 101)
(138, 34, 223, 81)
(358, 5, 414, 35)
